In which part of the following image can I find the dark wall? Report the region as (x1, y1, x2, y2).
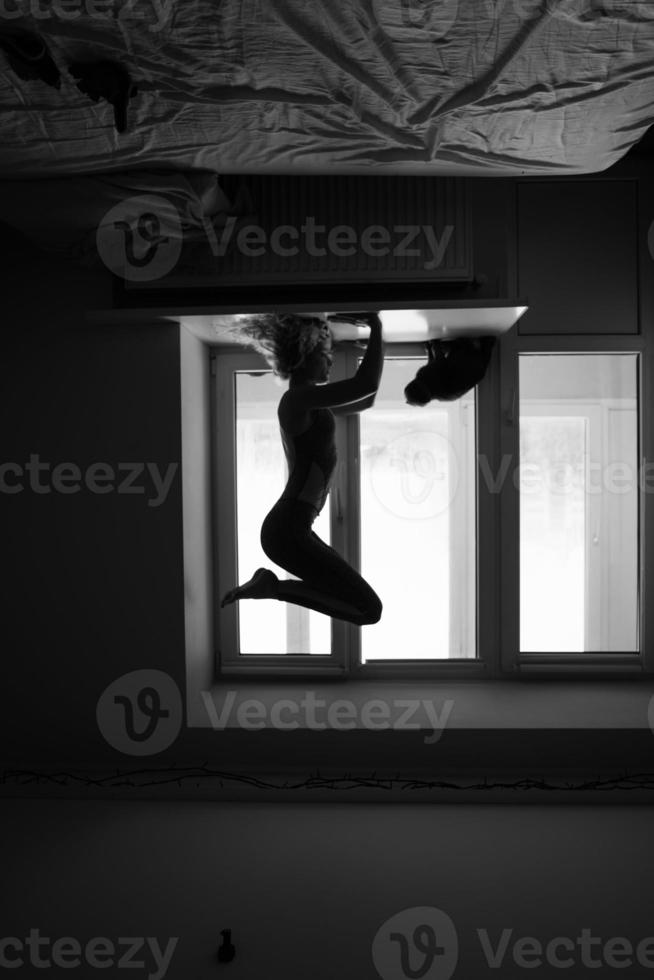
(2, 799, 654, 979)
(2, 161, 652, 774)
(1, 228, 185, 761)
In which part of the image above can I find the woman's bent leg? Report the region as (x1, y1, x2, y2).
(260, 500, 382, 626)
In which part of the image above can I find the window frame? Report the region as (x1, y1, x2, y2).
(499, 330, 653, 677)
(210, 319, 653, 683)
(212, 337, 499, 681)
(343, 341, 494, 680)
(213, 348, 349, 678)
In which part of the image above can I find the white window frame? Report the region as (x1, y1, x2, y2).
(212, 341, 497, 679)
(210, 324, 652, 682)
(499, 332, 653, 676)
(214, 349, 348, 677)
(342, 343, 486, 678)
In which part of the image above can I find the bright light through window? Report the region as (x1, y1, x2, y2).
(519, 354, 639, 653)
(359, 358, 477, 661)
(235, 371, 331, 654)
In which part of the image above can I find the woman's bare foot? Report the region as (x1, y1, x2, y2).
(221, 568, 278, 607)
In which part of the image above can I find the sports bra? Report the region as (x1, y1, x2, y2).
(280, 408, 337, 513)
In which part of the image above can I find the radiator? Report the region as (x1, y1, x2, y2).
(129, 175, 472, 289)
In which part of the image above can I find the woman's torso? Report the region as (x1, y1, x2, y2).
(278, 404, 337, 514)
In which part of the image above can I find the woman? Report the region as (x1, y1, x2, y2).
(221, 311, 384, 625)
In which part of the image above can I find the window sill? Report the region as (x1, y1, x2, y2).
(187, 676, 654, 732)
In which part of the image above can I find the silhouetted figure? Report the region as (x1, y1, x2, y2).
(69, 61, 137, 134)
(221, 312, 384, 626)
(404, 337, 495, 405)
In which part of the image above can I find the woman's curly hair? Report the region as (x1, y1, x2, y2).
(231, 313, 333, 380)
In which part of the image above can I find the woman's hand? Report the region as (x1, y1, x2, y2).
(363, 312, 383, 332)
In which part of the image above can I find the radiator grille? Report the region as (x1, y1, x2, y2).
(147, 175, 472, 288)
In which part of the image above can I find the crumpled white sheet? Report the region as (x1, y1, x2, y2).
(0, 0, 652, 176)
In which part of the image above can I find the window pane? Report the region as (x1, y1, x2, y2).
(359, 358, 477, 661)
(235, 372, 331, 654)
(519, 354, 639, 653)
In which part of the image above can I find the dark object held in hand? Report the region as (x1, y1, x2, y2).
(405, 337, 495, 405)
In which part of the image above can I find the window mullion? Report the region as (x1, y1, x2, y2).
(329, 348, 355, 673)
(475, 334, 504, 677)
(499, 331, 521, 674)
(213, 351, 242, 675)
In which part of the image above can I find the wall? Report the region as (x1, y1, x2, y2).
(2, 161, 654, 780)
(1, 227, 186, 762)
(2, 800, 654, 979)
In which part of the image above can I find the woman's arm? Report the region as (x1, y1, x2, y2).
(288, 314, 385, 411)
(331, 391, 377, 416)
(353, 313, 384, 392)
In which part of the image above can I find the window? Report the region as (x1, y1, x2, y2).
(518, 355, 639, 654)
(500, 335, 650, 675)
(214, 340, 483, 677)
(212, 314, 651, 679)
(234, 368, 332, 656)
(357, 356, 476, 663)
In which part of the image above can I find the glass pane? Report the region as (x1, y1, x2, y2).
(519, 354, 639, 653)
(359, 359, 476, 661)
(235, 372, 331, 654)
